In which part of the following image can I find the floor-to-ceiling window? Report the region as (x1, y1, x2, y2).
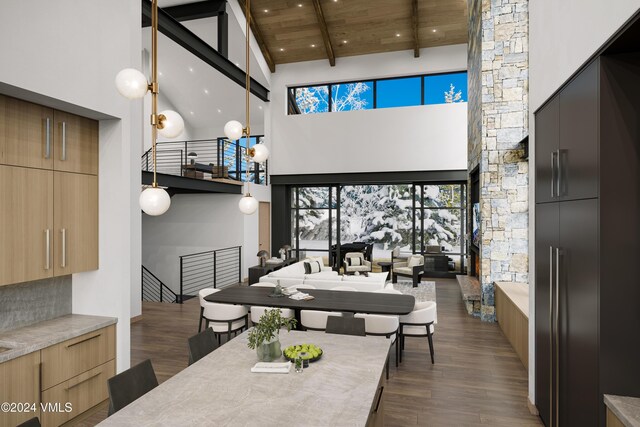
(290, 182, 467, 274)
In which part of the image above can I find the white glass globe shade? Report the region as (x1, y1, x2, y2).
(139, 187, 171, 216)
(251, 144, 269, 163)
(224, 120, 244, 140)
(157, 110, 185, 139)
(115, 68, 148, 99)
(238, 194, 259, 215)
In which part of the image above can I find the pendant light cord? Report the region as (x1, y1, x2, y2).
(244, 0, 251, 191)
(151, 0, 159, 188)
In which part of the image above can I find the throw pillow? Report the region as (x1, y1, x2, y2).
(407, 256, 423, 268)
(310, 261, 321, 274)
(349, 257, 362, 266)
(303, 262, 312, 274)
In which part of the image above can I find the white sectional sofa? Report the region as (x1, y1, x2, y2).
(258, 259, 387, 292)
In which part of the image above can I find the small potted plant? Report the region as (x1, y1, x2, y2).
(247, 309, 297, 362)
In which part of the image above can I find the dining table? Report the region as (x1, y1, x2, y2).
(205, 286, 416, 317)
(97, 330, 390, 426)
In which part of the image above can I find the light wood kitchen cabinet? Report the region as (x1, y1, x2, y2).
(0, 94, 54, 170)
(53, 172, 98, 276)
(0, 166, 54, 287)
(0, 351, 41, 427)
(53, 110, 98, 176)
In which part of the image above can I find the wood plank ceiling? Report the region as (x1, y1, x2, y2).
(245, 0, 468, 70)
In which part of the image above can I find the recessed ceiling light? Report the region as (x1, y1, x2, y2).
(264, 9, 268, 12)
(204, 89, 209, 94)
(279, 48, 285, 51)
(189, 67, 194, 72)
(190, 111, 194, 115)
(311, 44, 316, 47)
(217, 108, 222, 113)
(396, 33, 401, 37)
(298, 3, 302, 7)
(343, 40, 348, 44)
(432, 29, 437, 33)
(258, 105, 263, 110)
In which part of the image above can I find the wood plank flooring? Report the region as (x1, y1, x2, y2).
(77, 279, 542, 426)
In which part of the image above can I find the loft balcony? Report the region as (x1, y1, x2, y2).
(141, 137, 268, 195)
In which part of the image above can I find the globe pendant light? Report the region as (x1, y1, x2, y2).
(225, 0, 269, 215)
(115, 0, 185, 215)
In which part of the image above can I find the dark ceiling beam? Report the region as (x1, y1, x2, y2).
(237, 0, 276, 73)
(312, 0, 336, 66)
(412, 0, 420, 58)
(142, 0, 226, 27)
(142, 0, 270, 102)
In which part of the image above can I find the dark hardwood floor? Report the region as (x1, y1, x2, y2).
(78, 278, 541, 426)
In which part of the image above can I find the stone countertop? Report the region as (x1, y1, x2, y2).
(99, 330, 390, 427)
(495, 281, 529, 318)
(605, 395, 640, 427)
(0, 314, 117, 363)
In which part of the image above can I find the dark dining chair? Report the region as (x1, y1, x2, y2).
(188, 328, 219, 365)
(325, 315, 366, 337)
(16, 417, 41, 427)
(107, 359, 158, 416)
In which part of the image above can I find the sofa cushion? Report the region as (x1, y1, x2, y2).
(343, 273, 387, 283)
(394, 266, 413, 275)
(348, 257, 362, 266)
(304, 261, 321, 274)
(304, 271, 339, 280)
(305, 256, 325, 267)
(346, 265, 369, 272)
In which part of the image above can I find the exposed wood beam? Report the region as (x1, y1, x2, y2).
(412, 0, 420, 57)
(141, 0, 270, 102)
(237, 0, 276, 73)
(312, 0, 336, 66)
(142, 0, 226, 27)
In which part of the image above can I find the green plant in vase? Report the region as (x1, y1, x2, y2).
(247, 309, 297, 362)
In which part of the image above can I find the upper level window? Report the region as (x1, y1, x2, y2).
(424, 71, 468, 105)
(288, 71, 467, 115)
(376, 76, 422, 109)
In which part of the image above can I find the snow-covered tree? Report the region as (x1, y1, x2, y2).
(295, 86, 329, 114)
(295, 83, 371, 114)
(331, 83, 371, 111)
(444, 84, 463, 103)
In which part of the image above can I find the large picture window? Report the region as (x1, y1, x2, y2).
(288, 71, 467, 115)
(290, 182, 467, 274)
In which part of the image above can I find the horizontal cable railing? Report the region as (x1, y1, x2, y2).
(179, 246, 242, 302)
(142, 265, 179, 303)
(141, 138, 268, 185)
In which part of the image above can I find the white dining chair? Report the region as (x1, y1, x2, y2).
(250, 306, 295, 325)
(300, 310, 343, 331)
(354, 313, 400, 379)
(199, 288, 248, 345)
(399, 301, 437, 364)
(331, 286, 358, 292)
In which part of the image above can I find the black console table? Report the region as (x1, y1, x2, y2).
(248, 258, 297, 285)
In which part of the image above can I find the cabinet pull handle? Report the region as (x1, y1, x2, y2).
(556, 150, 562, 198)
(550, 152, 557, 198)
(66, 333, 101, 348)
(61, 228, 66, 268)
(61, 121, 67, 161)
(45, 229, 50, 270)
(555, 247, 561, 427)
(45, 118, 51, 159)
(548, 245, 554, 427)
(65, 371, 102, 391)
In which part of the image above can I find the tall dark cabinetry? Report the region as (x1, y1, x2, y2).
(535, 55, 640, 426)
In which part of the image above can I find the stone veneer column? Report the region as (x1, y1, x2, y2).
(468, 0, 529, 321)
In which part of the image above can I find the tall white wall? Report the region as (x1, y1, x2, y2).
(0, 0, 142, 371)
(270, 45, 468, 175)
(142, 188, 271, 292)
(528, 0, 640, 403)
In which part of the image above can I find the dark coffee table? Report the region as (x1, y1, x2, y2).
(377, 261, 394, 277)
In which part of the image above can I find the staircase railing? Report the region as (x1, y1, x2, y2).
(142, 265, 179, 303)
(141, 138, 268, 185)
(179, 246, 242, 302)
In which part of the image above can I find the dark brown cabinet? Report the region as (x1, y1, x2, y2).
(535, 55, 640, 426)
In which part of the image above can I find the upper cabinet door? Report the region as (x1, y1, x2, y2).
(0, 95, 54, 170)
(54, 172, 99, 276)
(559, 60, 599, 201)
(53, 111, 98, 175)
(535, 95, 560, 204)
(0, 166, 54, 287)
